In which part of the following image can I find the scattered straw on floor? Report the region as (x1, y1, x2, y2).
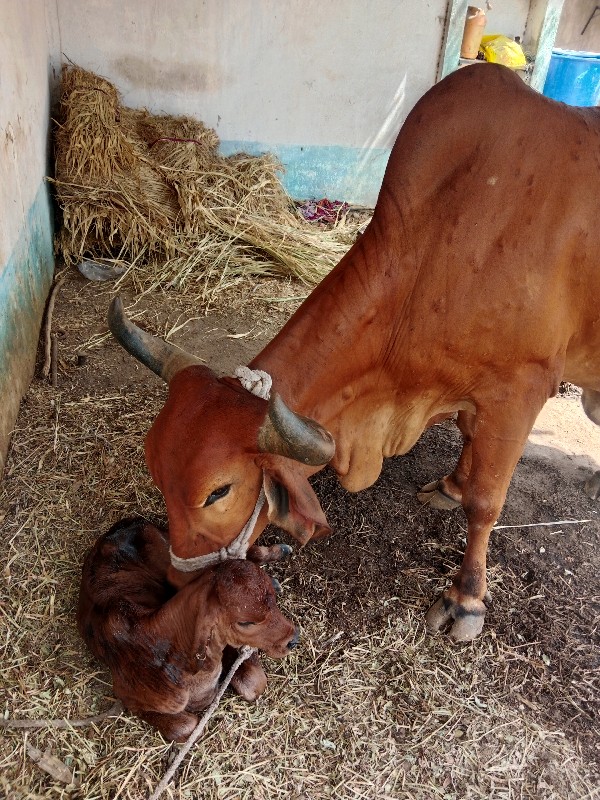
(51, 65, 363, 300)
(1, 275, 598, 799)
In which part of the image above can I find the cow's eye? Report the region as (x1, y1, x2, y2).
(204, 485, 231, 507)
(237, 621, 255, 628)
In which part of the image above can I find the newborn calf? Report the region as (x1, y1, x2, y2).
(77, 518, 298, 741)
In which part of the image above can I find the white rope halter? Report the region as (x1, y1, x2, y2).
(168, 367, 273, 572)
(234, 366, 272, 400)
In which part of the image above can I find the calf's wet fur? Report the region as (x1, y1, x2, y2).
(77, 518, 298, 741)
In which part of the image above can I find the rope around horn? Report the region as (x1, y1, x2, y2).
(234, 366, 272, 400)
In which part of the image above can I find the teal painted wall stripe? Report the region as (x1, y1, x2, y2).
(219, 141, 391, 207)
(0, 181, 55, 354)
(0, 180, 54, 466)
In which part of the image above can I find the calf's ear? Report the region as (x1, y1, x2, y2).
(189, 621, 219, 674)
(257, 456, 331, 545)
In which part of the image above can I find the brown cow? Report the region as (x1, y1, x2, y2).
(77, 518, 298, 741)
(108, 64, 600, 642)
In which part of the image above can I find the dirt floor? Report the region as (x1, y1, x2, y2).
(1, 271, 599, 799)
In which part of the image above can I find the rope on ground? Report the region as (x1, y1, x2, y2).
(493, 518, 592, 530)
(148, 645, 256, 800)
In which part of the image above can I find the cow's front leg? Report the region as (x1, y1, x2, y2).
(425, 522, 490, 642)
(417, 410, 474, 510)
(426, 388, 546, 641)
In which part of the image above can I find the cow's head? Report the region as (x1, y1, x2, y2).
(108, 298, 335, 585)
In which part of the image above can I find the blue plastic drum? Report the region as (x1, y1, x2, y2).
(543, 48, 600, 106)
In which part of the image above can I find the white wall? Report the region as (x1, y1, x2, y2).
(55, 0, 445, 148)
(484, 0, 531, 42)
(556, 0, 600, 50)
(0, 1, 58, 472)
(53, 0, 549, 203)
(0, 2, 59, 265)
(54, 0, 448, 203)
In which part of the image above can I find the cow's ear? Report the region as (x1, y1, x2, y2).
(257, 457, 331, 545)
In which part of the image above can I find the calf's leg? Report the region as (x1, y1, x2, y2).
(135, 709, 198, 742)
(222, 647, 268, 702)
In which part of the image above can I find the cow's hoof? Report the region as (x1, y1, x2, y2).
(584, 470, 600, 500)
(417, 480, 461, 510)
(426, 595, 486, 642)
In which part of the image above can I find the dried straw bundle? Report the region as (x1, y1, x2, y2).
(52, 66, 358, 293)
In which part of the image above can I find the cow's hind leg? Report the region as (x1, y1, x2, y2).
(582, 389, 600, 499)
(417, 410, 474, 510)
(427, 379, 549, 641)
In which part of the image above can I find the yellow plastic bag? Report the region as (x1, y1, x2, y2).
(479, 34, 526, 69)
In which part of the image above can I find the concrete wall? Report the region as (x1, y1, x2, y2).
(54, 0, 449, 205)
(556, 0, 600, 50)
(0, 2, 58, 474)
(484, 0, 531, 41)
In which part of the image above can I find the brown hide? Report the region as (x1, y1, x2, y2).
(77, 519, 297, 741)
(114, 64, 600, 639)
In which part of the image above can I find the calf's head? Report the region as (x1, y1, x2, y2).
(201, 559, 299, 659)
(108, 298, 335, 582)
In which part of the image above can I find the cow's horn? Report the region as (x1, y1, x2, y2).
(258, 391, 335, 466)
(108, 296, 202, 382)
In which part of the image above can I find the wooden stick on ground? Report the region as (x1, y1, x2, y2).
(42, 273, 67, 380)
(51, 333, 59, 387)
(0, 701, 122, 729)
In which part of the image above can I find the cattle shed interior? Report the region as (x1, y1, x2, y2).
(2, 0, 599, 460)
(1, 1, 599, 798)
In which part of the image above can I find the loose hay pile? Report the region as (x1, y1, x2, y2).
(52, 66, 359, 296)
